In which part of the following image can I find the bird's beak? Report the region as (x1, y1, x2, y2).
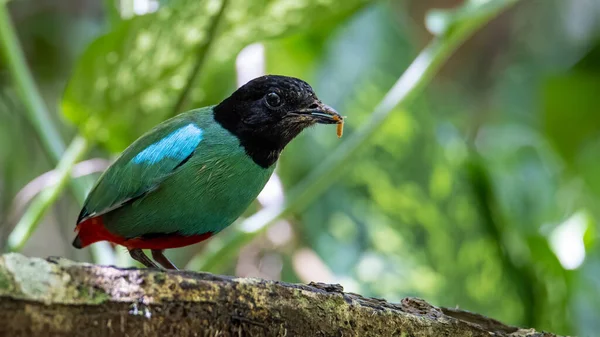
(298, 102, 343, 125)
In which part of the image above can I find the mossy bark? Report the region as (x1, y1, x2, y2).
(0, 253, 561, 337)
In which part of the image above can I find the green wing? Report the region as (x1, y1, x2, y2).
(77, 110, 208, 224)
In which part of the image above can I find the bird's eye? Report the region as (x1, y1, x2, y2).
(265, 92, 282, 108)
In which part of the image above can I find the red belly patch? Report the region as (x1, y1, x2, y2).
(74, 216, 213, 250)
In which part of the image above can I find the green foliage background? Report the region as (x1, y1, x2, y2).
(1, 0, 599, 335)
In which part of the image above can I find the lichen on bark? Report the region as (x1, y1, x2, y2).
(0, 253, 562, 337)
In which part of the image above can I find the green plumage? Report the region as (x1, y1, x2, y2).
(82, 107, 274, 238)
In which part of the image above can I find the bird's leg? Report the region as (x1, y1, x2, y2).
(128, 248, 159, 268)
(151, 249, 179, 270)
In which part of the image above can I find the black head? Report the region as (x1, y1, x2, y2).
(214, 75, 342, 168)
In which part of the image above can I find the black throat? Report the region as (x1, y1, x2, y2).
(213, 103, 285, 169)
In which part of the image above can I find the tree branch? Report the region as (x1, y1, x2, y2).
(0, 253, 560, 337)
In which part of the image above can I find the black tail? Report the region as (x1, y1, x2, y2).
(72, 235, 83, 249)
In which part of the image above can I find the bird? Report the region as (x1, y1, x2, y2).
(72, 75, 343, 270)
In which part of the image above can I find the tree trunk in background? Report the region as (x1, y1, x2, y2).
(0, 254, 560, 337)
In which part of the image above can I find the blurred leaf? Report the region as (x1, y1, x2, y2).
(426, 0, 514, 37)
(62, 0, 370, 152)
(576, 138, 600, 196)
(103, 0, 122, 28)
(572, 39, 600, 72)
(543, 73, 600, 164)
(543, 39, 600, 164)
(542, 40, 600, 212)
(583, 212, 596, 250)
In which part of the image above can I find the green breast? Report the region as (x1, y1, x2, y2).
(103, 112, 275, 238)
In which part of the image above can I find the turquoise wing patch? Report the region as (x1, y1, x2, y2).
(132, 124, 203, 164)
